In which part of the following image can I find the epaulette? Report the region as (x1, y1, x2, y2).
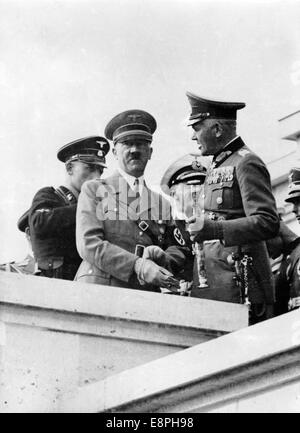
(238, 149, 251, 157)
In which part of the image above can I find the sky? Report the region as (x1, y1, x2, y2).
(0, 0, 300, 262)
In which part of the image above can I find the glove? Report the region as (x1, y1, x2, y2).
(143, 246, 168, 267)
(134, 258, 180, 289)
(186, 216, 223, 243)
(143, 245, 179, 273)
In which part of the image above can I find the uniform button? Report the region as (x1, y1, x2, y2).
(216, 197, 223, 205)
(139, 231, 143, 236)
(202, 193, 205, 198)
(202, 210, 205, 214)
(88, 269, 93, 274)
(220, 182, 223, 186)
(114, 207, 118, 212)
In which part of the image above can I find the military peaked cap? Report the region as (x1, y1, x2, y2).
(57, 136, 110, 167)
(285, 167, 300, 203)
(160, 153, 208, 195)
(105, 109, 157, 144)
(186, 91, 246, 126)
(288, 167, 300, 185)
(17, 209, 30, 232)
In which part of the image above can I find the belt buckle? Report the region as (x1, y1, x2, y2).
(135, 244, 145, 257)
(138, 220, 149, 231)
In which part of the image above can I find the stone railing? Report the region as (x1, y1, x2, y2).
(61, 308, 300, 413)
(0, 272, 247, 412)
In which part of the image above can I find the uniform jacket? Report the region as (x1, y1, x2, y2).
(75, 171, 186, 291)
(192, 136, 279, 304)
(29, 185, 81, 279)
(267, 222, 300, 315)
(286, 241, 300, 301)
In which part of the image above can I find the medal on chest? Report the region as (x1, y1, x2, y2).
(206, 166, 234, 185)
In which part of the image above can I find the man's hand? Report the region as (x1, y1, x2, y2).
(134, 258, 179, 289)
(143, 245, 168, 267)
(186, 215, 205, 242)
(186, 215, 223, 243)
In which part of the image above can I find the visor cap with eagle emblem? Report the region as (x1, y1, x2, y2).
(186, 91, 246, 126)
(57, 136, 110, 168)
(17, 209, 30, 232)
(104, 109, 157, 145)
(160, 153, 209, 195)
(285, 167, 300, 203)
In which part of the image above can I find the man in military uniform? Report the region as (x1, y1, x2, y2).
(283, 167, 300, 310)
(0, 210, 38, 274)
(75, 110, 187, 292)
(267, 219, 300, 315)
(286, 167, 300, 222)
(29, 136, 110, 280)
(160, 153, 208, 294)
(185, 92, 279, 324)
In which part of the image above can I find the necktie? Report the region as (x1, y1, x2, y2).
(133, 178, 140, 199)
(133, 178, 140, 213)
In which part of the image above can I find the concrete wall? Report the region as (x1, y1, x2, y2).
(0, 272, 247, 412)
(61, 309, 300, 413)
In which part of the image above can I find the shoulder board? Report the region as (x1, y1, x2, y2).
(238, 149, 251, 157)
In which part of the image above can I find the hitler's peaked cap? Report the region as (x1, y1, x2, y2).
(17, 210, 30, 232)
(186, 91, 246, 126)
(104, 109, 157, 144)
(160, 153, 209, 195)
(57, 136, 110, 168)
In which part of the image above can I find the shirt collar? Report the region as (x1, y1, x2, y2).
(117, 167, 144, 194)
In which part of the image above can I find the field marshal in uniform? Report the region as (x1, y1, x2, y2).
(185, 92, 279, 323)
(75, 109, 186, 292)
(29, 136, 109, 280)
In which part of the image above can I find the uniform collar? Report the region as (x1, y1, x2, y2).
(212, 136, 244, 168)
(117, 167, 144, 194)
(63, 184, 79, 200)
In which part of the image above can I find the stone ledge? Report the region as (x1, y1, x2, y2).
(0, 272, 248, 333)
(59, 309, 300, 412)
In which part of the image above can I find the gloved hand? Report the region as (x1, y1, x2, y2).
(143, 245, 168, 267)
(134, 258, 180, 289)
(186, 215, 223, 243)
(143, 245, 179, 273)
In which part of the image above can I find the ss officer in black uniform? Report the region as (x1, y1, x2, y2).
(29, 136, 110, 280)
(185, 92, 279, 324)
